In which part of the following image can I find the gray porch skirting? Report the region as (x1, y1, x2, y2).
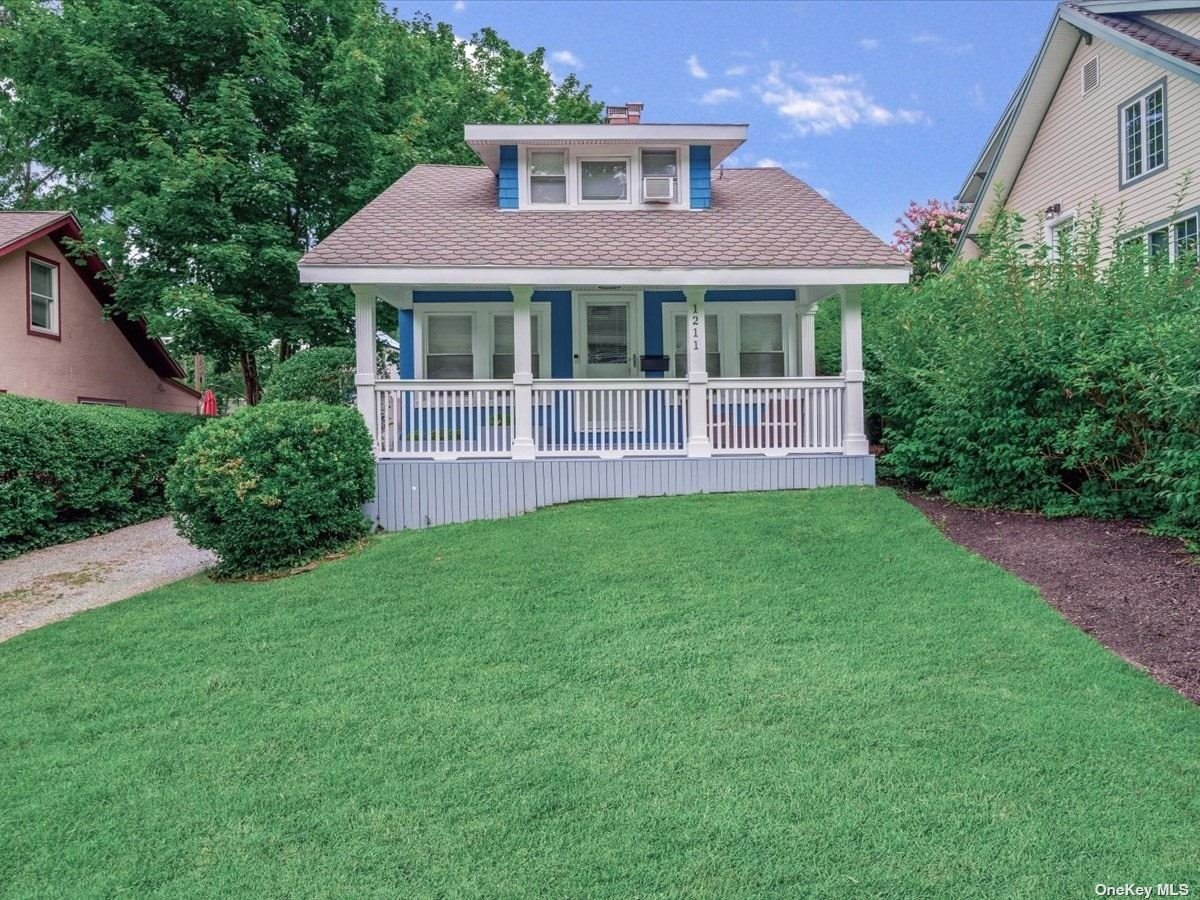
(370, 454, 875, 531)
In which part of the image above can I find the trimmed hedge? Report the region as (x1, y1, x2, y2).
(264, 347, 355, 406)
(0, 395, 201, 559)
(166, 401, 374, 576)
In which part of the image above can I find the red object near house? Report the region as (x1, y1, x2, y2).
(200, 389, 218, 416)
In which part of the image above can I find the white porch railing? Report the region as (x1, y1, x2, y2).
(373, 376, 845, 459)
(706, 377, 844, 454)
(375, 380, 515, 458)
(532, 379, 689, 456)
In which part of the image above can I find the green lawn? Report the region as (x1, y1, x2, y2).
(1, 488, 1197, 898)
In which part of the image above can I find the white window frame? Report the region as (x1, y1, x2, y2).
(1171, 213, 1199, 260)
(413, 303, 550, 380)
(490, 311, 545, 379)
(526, 148, 567, 206)
(516, 144, 691, 211)
(640, 147, 680, 203)
(27, 254, 59, 336)
(578, 155, 632, 204)
(659, 301, 798, 378)
(1043, 208, 1076, 263)
(572, 291, 643, 378)
(1120, 80, 1167, 189)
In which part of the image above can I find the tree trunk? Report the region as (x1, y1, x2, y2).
(193, 354, 205, 392)
(240, 351, 262, 406)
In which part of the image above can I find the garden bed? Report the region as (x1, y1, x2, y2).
(905, 492, 1200, 703)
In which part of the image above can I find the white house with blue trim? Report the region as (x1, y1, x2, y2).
(299, 105, 910, 529)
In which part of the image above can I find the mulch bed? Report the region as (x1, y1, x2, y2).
(903, 492, 1200, 704)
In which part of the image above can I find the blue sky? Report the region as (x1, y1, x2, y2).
(389, 0, 1058, 241)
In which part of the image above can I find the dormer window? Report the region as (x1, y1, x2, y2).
(529, 151, 566, 203)
(641, 150, 678, 202)
(580, 158, 629, 202)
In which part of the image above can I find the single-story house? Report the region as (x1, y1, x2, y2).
(300, 104, 910, 529)
(0, 211, 199, 413)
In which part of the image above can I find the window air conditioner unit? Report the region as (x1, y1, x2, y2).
(642, 176, 675, 203)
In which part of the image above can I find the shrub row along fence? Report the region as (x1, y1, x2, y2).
(0, 395, 201, 559)
(865, 208, 1200, 542)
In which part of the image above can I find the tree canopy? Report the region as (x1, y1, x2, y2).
(0, 0, 602, 401)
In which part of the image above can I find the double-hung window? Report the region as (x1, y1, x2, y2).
(1148, 227, 1170, 261)
(1121, 82, 1166, 186)
(492, 314, 540, 379)
(425, 314, 474, 379)
(738, 314, 785, 377)
(641, 149, 678, 202)
(529, 151, 566, 204)
(1173, 215, 1198, 260)
(28, 256, 59, 335)
(580, 158, 628, 201)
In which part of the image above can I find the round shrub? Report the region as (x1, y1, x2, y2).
(264, 346, 355, 405)
(167, 401, 374, 576)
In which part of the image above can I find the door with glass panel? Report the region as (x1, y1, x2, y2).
(578, 295, 637, 435)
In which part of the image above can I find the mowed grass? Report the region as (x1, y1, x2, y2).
(1, 488, 1198, 898)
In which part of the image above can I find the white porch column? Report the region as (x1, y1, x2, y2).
(799, 304, 817, 378)
(839, 286, 869, 456)
(352, 286, 377, 445)
(511, 285, 536, 460)
(683, 287, 712, 458)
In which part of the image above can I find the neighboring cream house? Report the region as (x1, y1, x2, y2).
(958, 0, 1200, 260)
(0, 211, 198, 413)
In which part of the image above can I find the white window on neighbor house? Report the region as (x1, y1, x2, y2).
(641, 149, 678, 202)
(672, 313, 720, 377)
(1045, 210, 1076, 262)
(1121, 82, 1166, 186)
(1148, 226, 1170, 260)
(492, 314, 541, 379)
(424, 314, 475, 379)
(579, 158, 629, 201)
(528, 150, 566, 204)
(28, 255, 59, 335)
(1173, 215, 1198, 260)
(738, 313, 786, 377)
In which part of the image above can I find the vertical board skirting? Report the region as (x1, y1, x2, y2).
(370, 455, 874, 530)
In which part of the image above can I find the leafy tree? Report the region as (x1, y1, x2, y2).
(891, 199, 968, 283)
(0, 2, 601, 402)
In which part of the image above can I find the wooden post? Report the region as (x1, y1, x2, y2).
(800, 305, 817, 377)
(683, 286, 712, 458)
(353, 286, 378, 447)
(839, 286, 868, 455)
(511, 285, 536, 460)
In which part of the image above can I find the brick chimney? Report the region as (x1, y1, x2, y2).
(604, 102, 644, 125)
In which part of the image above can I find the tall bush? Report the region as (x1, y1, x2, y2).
(868, 206, 1200, 539)
(264, 347, 355, 405)
(0, 396, 200, 558)
(166, 402, 374, 575)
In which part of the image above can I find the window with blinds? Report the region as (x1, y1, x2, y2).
(492, 314, 540, 378)
(738, 314, 785, 377)
(673, 313, 720, 377)
(425, 315, 474, 379)
(586, 304, 628, 364)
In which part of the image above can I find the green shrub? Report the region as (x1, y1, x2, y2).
(166, 401, 374, 575)
(868, 205, 1200, 539)
(264, 347, 355, 405)
(0, 395, 200, 559)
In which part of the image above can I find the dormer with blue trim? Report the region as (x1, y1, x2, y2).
(466, 104, 746, 213)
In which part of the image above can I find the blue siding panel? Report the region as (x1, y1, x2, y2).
(498, 145, 519, 209)
(414, 290, 513, 303)
(643, 290, 683, 377)
(398, 307, 415, 379)
(689, 145, 711, 210)
(537, 291, 573, 378)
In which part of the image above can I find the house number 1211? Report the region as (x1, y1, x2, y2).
(691, 303, 700, 350)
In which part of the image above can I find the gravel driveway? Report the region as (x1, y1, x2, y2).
(0, 518, 214, 642)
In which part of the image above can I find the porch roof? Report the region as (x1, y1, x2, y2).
(299, 165, 909, 285)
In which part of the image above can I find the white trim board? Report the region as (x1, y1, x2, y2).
(299, 265, 912, 287)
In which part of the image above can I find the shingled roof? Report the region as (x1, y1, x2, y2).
(1063, 2, 1200, 67)
(301, 165, 906, 270)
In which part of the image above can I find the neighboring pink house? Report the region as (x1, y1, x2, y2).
(0, 211, 198, 413)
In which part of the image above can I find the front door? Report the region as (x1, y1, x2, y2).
(581, 296, 635, 379)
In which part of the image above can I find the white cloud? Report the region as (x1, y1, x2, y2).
(453, 0, 466, 11)
(551, 49, 583, 69)
(910, 31, 939, 44)
(909, 32, 973, 55)
(725, 64, 749, 76)
(756, 157, 782, 168)
(969, 82, 985, 110)
(700, 87, 740, 105)
(858, 38, 880, 51)
(756, 62, 928, 135)
(687, 54, 708, 79)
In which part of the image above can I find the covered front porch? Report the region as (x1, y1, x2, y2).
(352, 282, 875, 462)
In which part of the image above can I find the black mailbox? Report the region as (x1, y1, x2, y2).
(640, 355, 670, 373)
